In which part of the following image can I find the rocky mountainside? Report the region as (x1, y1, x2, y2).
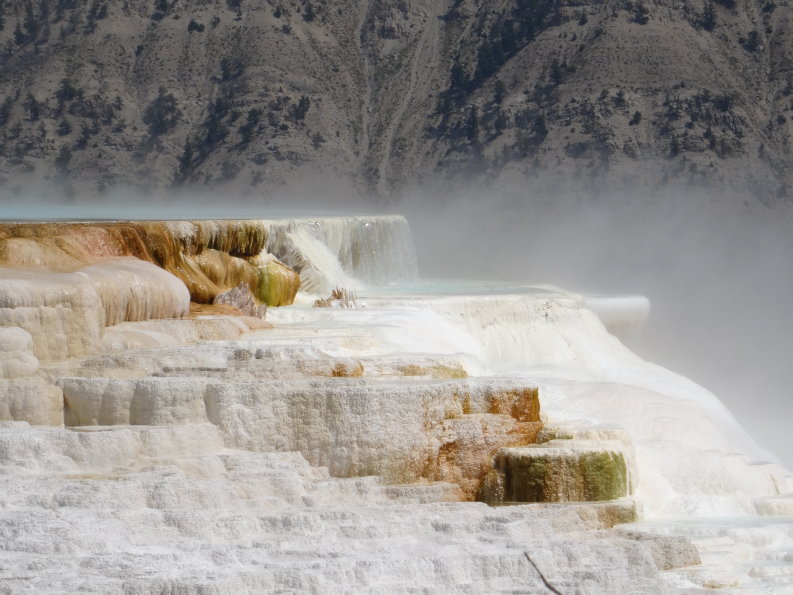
(1, 0, 793, 202)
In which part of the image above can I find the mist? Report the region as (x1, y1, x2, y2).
(3, 184, 791, 468)
(400, 188, 793, 469)
(0, 186, 381, 221)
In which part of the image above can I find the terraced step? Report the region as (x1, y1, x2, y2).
(381, 481, 464, 504)
(0, 423, 224, 472)
(57, 376, 541, 489)
(65, 341, 479, 382)
(0, 382, 63, 425)
(480, 440, 630, 503)
(754, 493, 793, 516)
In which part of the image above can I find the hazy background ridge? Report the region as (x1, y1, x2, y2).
(2, 0, 793, 202)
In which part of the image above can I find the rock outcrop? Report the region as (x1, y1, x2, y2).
(213, 283, 268, 318)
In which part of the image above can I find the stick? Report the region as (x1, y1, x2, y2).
(524, 552, 563, 595)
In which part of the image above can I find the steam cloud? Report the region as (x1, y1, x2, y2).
(2, 185, 791, 467)
(401, 188, 793, 468)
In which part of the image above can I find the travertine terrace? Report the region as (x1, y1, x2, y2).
(1, 215, 792, 592)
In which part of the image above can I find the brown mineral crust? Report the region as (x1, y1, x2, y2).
(425, 415, 543, 501)
(330, 361, 365, 378)
(188, 302, 246, 317)
(398, 363, 468, 379)
(419, 385, 543, 501)
(487, 387, 541, 422)
(0, 221, 300, 307)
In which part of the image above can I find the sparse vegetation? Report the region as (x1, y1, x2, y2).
(238, 108, 262, 147)
(85, 0, 108, 34)
(54, 145, 72, 176)
(670, 135, 680, 157)
(75, 124, 94, 149)
(443, 0, 558, 99)
(188, 19, 205, 33)
(176, 136, 197, 183)
(303, 1, 316, 22)
(494, 110, 508, 133)
(702, 1, 717, 31)
(55, 79, 79, 110)
(0, 0, 785, 200)
(494, 80, 506, 105)
(152, 0, 171, 20)
(56, 120, 72, 136)
(613, 89, 627, 109)
(143, 87, 181, 136)
(293, 95, 310, 121)
(549, 59, 565, 85)
(24, 93, 42, 122)
(0, 96, 13, 127)
(466, 106, 479, 141)
(741, 30, 761, 53)
(220, 58, 244, 82)
(631, 2, 649, 25)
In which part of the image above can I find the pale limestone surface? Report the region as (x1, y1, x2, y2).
(0, 421, 682, 594)
(0, 383, 63, 426)
(0, 326, 38, 378)
(57, 375, 538, 485)
(0, 216, 792, 592)
(0, 259, 189, 360)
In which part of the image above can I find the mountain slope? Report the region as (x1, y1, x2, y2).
(1, 0, 792, 202)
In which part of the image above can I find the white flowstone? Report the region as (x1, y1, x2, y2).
(0, 382, 63, 425)
(0, 419, 682, 594)
(262, 215, 418, 294)
(0, 259, 189, 360)
(58, 375, 538, 484)
(0, 326, 39, 378)
(0, 216, 791, 592)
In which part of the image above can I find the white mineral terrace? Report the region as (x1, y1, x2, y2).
(0, 215, 792, 593)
